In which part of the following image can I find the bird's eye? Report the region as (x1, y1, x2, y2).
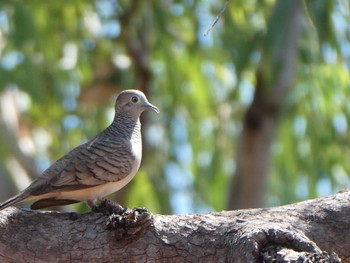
(131, 96, 139, 103)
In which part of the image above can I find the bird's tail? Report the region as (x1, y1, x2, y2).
(0, 192, 29, 211)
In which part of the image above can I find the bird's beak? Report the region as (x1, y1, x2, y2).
(143, 102, 160, 113)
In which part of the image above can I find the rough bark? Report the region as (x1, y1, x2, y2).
(1, 190, 350, 262)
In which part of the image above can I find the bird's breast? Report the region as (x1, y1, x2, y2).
(130, 132, 142, 175)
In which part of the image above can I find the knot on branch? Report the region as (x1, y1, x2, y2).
(256, 229, 341, 262)
(107, 207, 152, 240)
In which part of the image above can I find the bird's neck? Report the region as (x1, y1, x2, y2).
(106, 112, 141, 140)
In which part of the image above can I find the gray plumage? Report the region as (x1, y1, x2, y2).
(0, 89, 159, 210)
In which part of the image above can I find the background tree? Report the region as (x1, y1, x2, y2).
(0, 0, 349, 213)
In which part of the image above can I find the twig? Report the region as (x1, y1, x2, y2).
(204, 0, 230, 36)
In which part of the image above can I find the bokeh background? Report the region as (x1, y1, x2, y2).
(0, 0, 349, 214)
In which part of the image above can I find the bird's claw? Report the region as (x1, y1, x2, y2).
(90, 198, 125, 214)
(89, 199, 152, 239)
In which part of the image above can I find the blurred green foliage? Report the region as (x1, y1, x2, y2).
(0, 0, 349, 213)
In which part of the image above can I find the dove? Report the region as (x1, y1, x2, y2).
(0, 89, 159, 210)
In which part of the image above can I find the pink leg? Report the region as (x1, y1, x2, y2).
(86, 200, 94, 208)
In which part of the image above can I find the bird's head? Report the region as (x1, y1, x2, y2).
(114, 90, 159, 119)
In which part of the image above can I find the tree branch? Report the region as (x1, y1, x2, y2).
(1, 190, 349, 262)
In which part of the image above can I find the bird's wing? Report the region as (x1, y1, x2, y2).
(28, 137, 134, 196)
(85, 136, 136, 182)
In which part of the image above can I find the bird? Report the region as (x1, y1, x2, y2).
(0, 89, 159, 211)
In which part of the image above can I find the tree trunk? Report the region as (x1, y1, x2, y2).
(2, 190, 350, 262)
(228, 0, 304, 209)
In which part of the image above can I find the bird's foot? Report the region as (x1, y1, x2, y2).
(89, 198, 126, 214)
(107, 207, 152, 240)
